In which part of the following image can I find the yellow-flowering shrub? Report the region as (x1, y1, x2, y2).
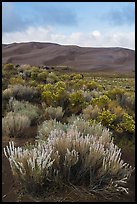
(69, 91, 86, 114)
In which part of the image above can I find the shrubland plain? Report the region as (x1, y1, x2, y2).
(2, 63, 135, 202)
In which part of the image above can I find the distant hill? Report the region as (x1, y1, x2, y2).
(2, 42, 135, 72)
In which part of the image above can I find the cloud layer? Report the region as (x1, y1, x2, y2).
(2, 26, 135, 50)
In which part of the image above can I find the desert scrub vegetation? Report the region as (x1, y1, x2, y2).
(4, 126, 134, 195)
(41, 82, 69, 107)
(3, 85, 40, 103)
(82, 105, 100, 120)
(2, 64, 135, 199)
(37, 119, 68, 141)
(2, 112, 30, 138)
(7, 98, 41, 125)
(43, 106, 64, 121)
(37, 117, 112, 145)
(68, 90, 86, 114)
(2, 64, 135, 142)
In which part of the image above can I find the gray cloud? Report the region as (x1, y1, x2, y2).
(103, 4, 135, 26)
(2, 3, 78, 33)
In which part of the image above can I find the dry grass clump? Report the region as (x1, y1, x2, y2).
(2, 112, 30, 137)
(4, 125, 134, 195)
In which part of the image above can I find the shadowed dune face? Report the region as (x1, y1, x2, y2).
(2, 42, 135, 72)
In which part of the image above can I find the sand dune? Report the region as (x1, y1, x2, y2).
(2, 42, 135, 72)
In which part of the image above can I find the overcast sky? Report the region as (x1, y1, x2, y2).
(2, 2, 135, 50)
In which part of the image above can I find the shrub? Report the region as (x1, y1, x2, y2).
(42, 83, 69, 107)
(8, 99, 40, 125)
(4, 141, 54, 193)
(3, 87, 13, 101)
(37, 71, 48, 82)
(98, 110, 117, 129)
(107, 88, 125, 101)
(37, 119, 67, 141)
(83, 105, 100, 120)
(46, 72, 59, 83)
(2, 64, 18, 79)
(2, 78, 8, 90)
(54, 81, 66, 89)
(18, 64, 31, 71)
(86, 81, 100, 91)
(28, 80, 37, 87)
(69, 91, 86, 114)
(9, 77, 25, 85)
(90, 90, 103, 98)
(71, 79, 86, 90)
(4, 130, 134, 195)
(108, 100, 125, 118)
(73, 74, 83, 80)
(69, 117, 112, 145)
(2, 112, 30, 138)
(120, 92, 135, 112)
(42, 90, 55, 106)
(3, 85, 40, 102)
(3, 63, 15, 71)
(43, 106, 64, 121)
(91, 95, 111, 109)
(116, 114, 135, 134)
(81, 90, 92, 102)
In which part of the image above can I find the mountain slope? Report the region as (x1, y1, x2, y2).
(2, 42, 135, 72)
